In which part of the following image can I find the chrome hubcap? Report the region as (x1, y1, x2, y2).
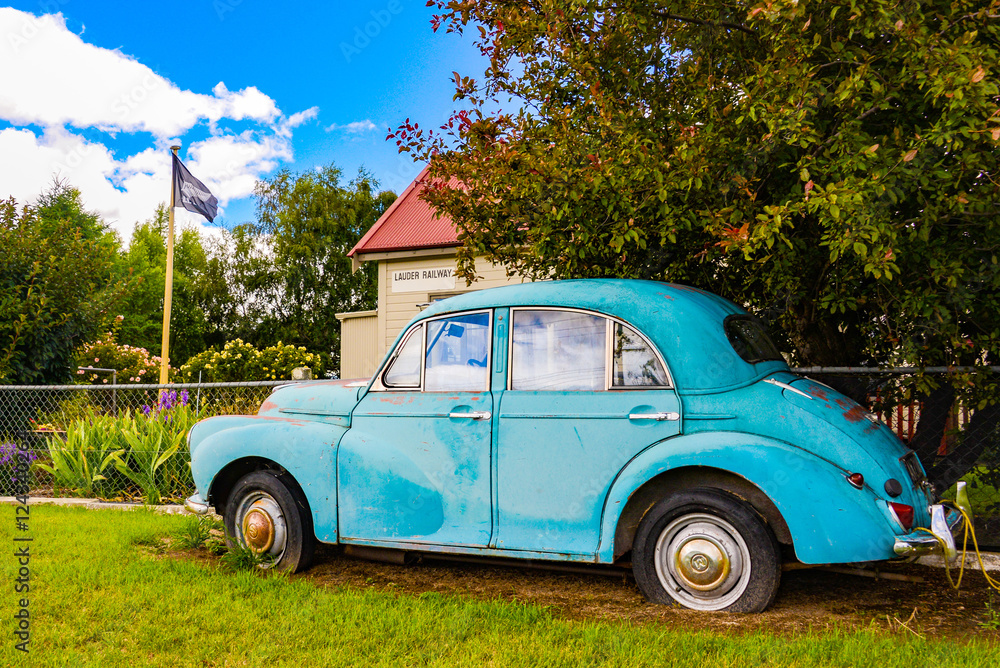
(236, 492, 287, 564)
(654, 513, 751, 611)
(675, 537, 730, 591)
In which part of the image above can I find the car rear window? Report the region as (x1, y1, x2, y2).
(724, 315, 783, 364)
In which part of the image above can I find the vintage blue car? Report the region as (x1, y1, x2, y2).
(185, 279, 958, 612)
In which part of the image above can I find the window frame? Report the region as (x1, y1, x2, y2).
(507, 307, 674, 392)
(378, 323, 425, 390)
(372, 309, 494, 393)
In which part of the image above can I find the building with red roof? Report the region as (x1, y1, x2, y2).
(337, 166, 529, 378)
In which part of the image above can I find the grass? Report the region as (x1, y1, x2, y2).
(171, 514, 218, 550)
(1, 505, 998, 667)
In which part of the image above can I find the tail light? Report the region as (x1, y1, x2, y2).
(846, 472, 864, 489)
(888, 502, 914, 531)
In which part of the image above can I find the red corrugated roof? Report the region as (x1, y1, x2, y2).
(349, 165, 460, 257)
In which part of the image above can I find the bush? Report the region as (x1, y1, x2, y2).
(178, 339, 327, 382)
(75, 333, 173, 384)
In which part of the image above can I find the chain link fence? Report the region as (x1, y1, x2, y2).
(0, 381, 298, 503)
(2, 369, 998, 546)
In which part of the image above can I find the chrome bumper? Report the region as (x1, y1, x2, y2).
(184, 493, 210, 515)
(892, 502, 963, 561)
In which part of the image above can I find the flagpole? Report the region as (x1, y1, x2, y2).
(158, 145, 180, 386)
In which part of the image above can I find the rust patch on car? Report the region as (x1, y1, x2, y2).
(259, 400, 278, 412)
(379, 394, 413, 405)
(837, 398, 866, 423)
(808, 385, 829, 400)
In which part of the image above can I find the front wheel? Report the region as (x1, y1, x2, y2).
(632, 488, 781, 612)
(224, 470, 315, 572)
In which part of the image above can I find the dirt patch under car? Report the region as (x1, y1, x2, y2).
(295, 545, 1000, 641)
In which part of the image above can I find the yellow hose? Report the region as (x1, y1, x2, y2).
(915, 504, 1000, 591)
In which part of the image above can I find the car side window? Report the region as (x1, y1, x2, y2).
(612, 322, 669, 387)
(424, 312, 491, 392)
(383, 325, 423, 388)
(511, 310, 606, 391)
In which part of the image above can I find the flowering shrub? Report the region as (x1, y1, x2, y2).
(257, 342, 327, 381)
(0, 443, 37, 496)
(179, 340, 327, 382)
(75, 334, 174, 384)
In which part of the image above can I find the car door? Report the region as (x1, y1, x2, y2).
(338, 310, 494, 547)
(496, 308, 681, 556)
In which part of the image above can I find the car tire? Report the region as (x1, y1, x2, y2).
(224, 470, 316, 573)
(632, 487, 781, 612)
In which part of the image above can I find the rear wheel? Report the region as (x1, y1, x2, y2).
(224, 470, 315, 572)
(632, 488, 781, 612)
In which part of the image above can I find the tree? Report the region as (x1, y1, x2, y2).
(114, 205, 209, 364)
(251, 165, 396, 368)
(395, 0, 1000, 488)
(196, 223, 281, 350)
(0, 184, 132, 384)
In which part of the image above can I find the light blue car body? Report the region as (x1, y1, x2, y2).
(188, 279, 934, 566)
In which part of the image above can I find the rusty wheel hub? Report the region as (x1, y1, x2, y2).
(243, 507, 276, 553)
(236, 492, 287, 563)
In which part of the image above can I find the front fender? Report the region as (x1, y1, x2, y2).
(189, 415, 345, 542)
(597, 432, 898, 565)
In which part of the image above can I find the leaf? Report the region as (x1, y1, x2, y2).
(971, 67, 986, 83)
(799, 168, 810, 182)
(866, 144, 879, 154)
(903, 149, 918, 162)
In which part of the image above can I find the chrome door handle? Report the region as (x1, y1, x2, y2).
(449, 411, 492, 420)
(628, 412, 680, 421)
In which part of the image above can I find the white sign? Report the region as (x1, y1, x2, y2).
(392, 266, 456, 293)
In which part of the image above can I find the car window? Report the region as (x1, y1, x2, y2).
(612, 322, 669, 387)
(424, 312, 491, 391)
(383, 325, 423, 387)
(511, 310, 606, 391)
(725, 315, 783, 364)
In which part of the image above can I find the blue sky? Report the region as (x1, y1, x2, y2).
(0, 1, 484, 238)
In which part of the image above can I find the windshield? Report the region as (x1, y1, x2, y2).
(724, 315, 784, 364)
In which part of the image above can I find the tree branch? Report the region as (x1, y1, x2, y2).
(651, 10, 757, 37)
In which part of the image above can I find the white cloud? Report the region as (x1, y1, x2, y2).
(325, 119, 377, 133)
(0, 8, 318, 241)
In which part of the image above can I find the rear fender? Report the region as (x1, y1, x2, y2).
(598, 432, 897, 564)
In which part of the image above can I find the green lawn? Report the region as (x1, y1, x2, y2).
(0, 505, 996, 667)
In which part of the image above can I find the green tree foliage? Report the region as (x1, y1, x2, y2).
(114, 205, 209, 364)
(0, 184, 132, 384)
(398, 0, 1000, 371)
(251, 165, 396, 367)
(196, 223, 281, 350)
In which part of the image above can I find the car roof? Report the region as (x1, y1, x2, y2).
(413, 279, 787, 392)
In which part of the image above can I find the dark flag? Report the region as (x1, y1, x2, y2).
(172, 153, 218, 222)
